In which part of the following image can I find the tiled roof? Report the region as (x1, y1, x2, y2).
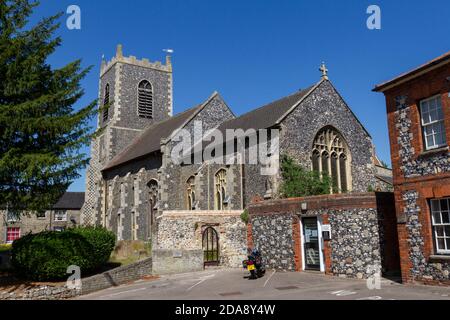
(53, 192, 85, 210)
(216, 85, 316, 132)
(375, 174, 393, 186)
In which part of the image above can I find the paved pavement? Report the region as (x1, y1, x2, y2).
(77, 268, 450, 300)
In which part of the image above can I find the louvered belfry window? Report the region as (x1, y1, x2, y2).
(103, 84, 110, 122)
(138, 80, 153, 118)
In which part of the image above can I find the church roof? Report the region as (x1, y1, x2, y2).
(189, 78, 370, 152)
(375, 174, 393, 186)
(102, 94, 217, 171)
(216, 84, 317, 132)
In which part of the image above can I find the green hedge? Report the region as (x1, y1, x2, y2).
(70, 227, 116, 267)
(0, 244, 11, 253)
(11, 227, 116, 281)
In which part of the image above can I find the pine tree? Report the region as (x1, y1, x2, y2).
(0, 1, 96, 213)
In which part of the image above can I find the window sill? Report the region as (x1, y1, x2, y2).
(429, 254, 450, 262)
(417, 146, 449, 159)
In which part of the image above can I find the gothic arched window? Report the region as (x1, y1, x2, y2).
(312, 127, 351, 193)
(312, 150, 320, 172)
(214, 169, 227, 210)
(103, 84, 110, 122)
(138, 80, 153, 118)
(147, 179, 158, 240)
(186, 176, 196, 210)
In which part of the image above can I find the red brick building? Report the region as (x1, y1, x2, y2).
(374, 52, 450, 285)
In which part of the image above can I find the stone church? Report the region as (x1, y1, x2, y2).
(81, 45, 391, 245)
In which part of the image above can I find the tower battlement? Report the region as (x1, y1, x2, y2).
(100, 44, 172, 77)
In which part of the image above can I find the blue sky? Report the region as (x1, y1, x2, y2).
(31, 0, 450, 192)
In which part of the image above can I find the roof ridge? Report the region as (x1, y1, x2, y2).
(237, 85, 315, 118)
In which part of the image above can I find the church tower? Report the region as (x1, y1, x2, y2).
(81, 45, 173, 225)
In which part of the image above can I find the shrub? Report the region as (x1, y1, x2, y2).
(11, 231, 95, 281)
(240, 209, 249, 224)
(279, 154, 333, 198)
(0, 244, 11, 253)
(70, 227, 116, 267)
(11, 227, 116, 281)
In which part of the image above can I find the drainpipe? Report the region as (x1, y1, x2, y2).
(240, 163, 245, 210)
(207, 163, 210, 210)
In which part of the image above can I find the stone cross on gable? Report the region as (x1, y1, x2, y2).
(319, 62, 329, 80)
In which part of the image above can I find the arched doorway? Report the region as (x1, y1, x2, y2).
(202, 226, 219, 266)
(147, 179, 158, 241)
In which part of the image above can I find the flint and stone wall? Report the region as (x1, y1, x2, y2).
(158, 94, 236, 212)
(152, 249, 204, 275)
(0, 257, 153, 300)
(0, 285, 81, 301)
(280, 80, 378, 193)
(154, 211, 247, 271)
(82, 50, 172, 226)
(102, 155, 161, 242)
(81, 257, 153, 295)
(403, 191, 450, 282)
(248, 193, 400, 279)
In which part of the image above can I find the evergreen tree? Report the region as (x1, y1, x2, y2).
(0, 1, 96, 213)
(380, 159, 391, 169)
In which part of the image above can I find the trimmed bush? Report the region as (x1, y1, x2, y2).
(11, 227, 116, 281)
(11, 231, 94, 281)
(70, 227, 116, 267)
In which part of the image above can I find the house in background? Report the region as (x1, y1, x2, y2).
(0, 192, 84, 244)
(374, 51, 450, 285)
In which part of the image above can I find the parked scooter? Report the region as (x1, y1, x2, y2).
(242, 248, 266, 279)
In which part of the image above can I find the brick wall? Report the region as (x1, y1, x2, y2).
(382, 62, 450, 285)
(384, 64, 450, 184)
